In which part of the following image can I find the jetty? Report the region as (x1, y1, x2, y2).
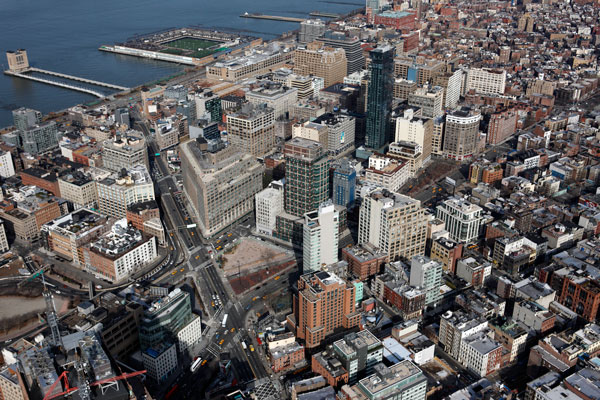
(240, 13, 305, 23)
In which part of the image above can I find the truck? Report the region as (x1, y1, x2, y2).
(222, 314, 228, 328)
(241, 341, 247, 350)
(190, 357, 202, 372)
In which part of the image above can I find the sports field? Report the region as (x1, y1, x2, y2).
(162, 37, 219, 58)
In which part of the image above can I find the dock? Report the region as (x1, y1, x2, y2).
(240, 13, 305, 23)
(26, 67, 128, 91)
(309, 11, 341, 18)
(4, 70, 106, 98)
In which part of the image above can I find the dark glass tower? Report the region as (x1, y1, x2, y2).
(365, 46, 394, 150)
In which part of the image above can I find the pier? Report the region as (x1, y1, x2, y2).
(26, 67, 128, 91)
(4, 70, 106, 98)
(309, 11, 342, 18)
(240, 13, 305, 23)
(4, 50, 129, 98)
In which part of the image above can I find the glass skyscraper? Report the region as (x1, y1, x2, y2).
(365, 46, 394, 150)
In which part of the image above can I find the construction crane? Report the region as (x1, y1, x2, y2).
(43, 370, 147, 400)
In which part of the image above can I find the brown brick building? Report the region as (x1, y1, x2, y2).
(342, 244, 388, 280)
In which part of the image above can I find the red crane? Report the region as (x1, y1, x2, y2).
(43, 370, 147, 400)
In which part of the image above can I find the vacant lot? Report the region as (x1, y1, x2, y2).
(222, 237, 291, 277)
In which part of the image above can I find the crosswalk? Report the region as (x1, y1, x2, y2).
(206, 343, 220, 357)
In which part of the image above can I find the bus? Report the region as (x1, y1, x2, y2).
(222, 314, 228, 328)
(190, 357, 202, 372)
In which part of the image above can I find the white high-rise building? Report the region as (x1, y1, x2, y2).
(358, 188, 427, 261)
(409, 255, 443, 306)
(436, 197, 483, 244)
(394, 109, 433, 164)
(303, 201, 339, 272)
(142, 343, 178, 383)
(0, 152, 15, 178)
(446, 69, 463, 108)
(466, 68, 506, 95)
(255, 186, 284, 235)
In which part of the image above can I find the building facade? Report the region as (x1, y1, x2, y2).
(365, 46, 394, 150)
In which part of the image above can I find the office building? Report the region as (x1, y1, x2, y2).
(255, 186, 284, 236)
(83, 220, 157, 283)
(365, 46, 394, 149)
(42, 209, 112, 266)
(319, 31, 365, 75)
(0, 151, 15, 178)
(433, 69, 463, 109)
(246, 83, 298, 120)
(432, 117, 444, 155)
(487, 109, 518, 145)
(194, 89, 222, 123)
(430, 237, 463, 274)
(283, 138, 329, 217)
(114, 107, 131, 128)
(57, 171, 97, 210)
(443, 108, 481, 161)
(288, 270, 360, 348)
(332, 159, 356, 209)
(96, 166, 155, 219)
(310, 113, 356, 157)
(11, 108, 58, 155)
(101, 133, 149, 173)
(350, 361, 427, 400)
(227, 103, 276, 158)
(298, 19, 327, 44)
(466, 68, 507, 95)
(409, 255, 443, 306)
(303, 201, 339, 272)
(0, 366, 27, 400)
(140, 288, 202, 381)
(207, 44, 291, 82)
(154, 119, 180, 151)
(387, 141, 423, 177)
(408, 86, 444, 118)
(0, 223, 8, 253)
(272, 69, 315, 100)
(180, 140, 264, 237)
(460, 331, 503, 377)
(436, 197, 484, 244)
(294, 41, 347, 88)
(394, 108, 434, 165)
(363, 154, 410, 192)
(439, 310, 488, 359)
(333, 330, 383, 384)
(358, 189, 427, 261)
(394, 56, 445, 87)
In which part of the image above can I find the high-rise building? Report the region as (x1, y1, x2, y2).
(332, 159, 356, 209)
(58, 171, 97, 210)
(293, 41, 348, 88)
(102, 133, 149, 173)
(333, 330, 383, 384)
(180, 140, 264, 237)
(358, 188, 427, 261)
(487, 109, 518, 145)
(432, 69, 463, 109)
(0, 222, 8, 253)
(288, 270, 360, 348)
(194, 89, 222, 123)
(154, 118, 180, 151)
(466, 68, 507, 95)
(365, 46, 394, 150)
(255, 186, 284, 236)
(319, 31, 365, 75)
(442, 108, 481, 161)
(408, 86, 444, 118)
(139, 288, 202, 382)
(12, 107, 41, 131)
(312, 113, 356, 157)
(0, 151, 15, 178)
(283, 138, 330, 217)
(394, 108, 434, 165)
(11, 108, 58, 155)
(409, 255, 443, 306)
(436, 197, 484, 244)
(114, 107, 131, 128)
(96, 165, 155, 219)
(246, 84, 298, 120)
(303, 201, 339, 272)
(227, 103, 276, 158)
(298, 19, 327, 44)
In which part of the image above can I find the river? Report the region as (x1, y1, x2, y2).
(0, 0, 358, 127)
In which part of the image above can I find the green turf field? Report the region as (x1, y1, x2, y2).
(161, 37, 219, 59)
